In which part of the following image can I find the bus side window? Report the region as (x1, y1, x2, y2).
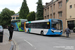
(26, 24, 29, 28)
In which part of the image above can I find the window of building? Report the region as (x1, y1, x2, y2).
(70, 5, 72, 9)
(58, 1, 62, 8)
(53, 4, 55, 10)
(74, 4, 75, 8)
(53, 13, 55, 18)
(70, 16, 72, 18)
(47, 15, 49, 19)
(44, 16, 46, 19)
(13, 17, 15, 19)
(50, 14, 52, 18)
(50, 6, 52, 11)
(58, 11, 62, 17)
(47, 7, 49, 11)
(45, 9, 46, 11)
(16, 17, 19, 19)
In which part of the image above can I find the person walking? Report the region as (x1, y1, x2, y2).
(8, 24, 14, 41)
(65, 27, 71, 37)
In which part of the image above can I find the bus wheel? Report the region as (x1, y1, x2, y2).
(41, 31, 44, 35)
(17, 29, 18, 31)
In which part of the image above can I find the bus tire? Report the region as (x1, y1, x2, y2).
(41, 31, 44, 35)
(17, 29, 18, 31)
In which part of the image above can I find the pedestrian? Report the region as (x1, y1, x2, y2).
(8, 24, 14, 41)
(65, 27, 71, 37)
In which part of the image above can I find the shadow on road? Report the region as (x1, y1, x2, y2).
(25, 32, 65, 37)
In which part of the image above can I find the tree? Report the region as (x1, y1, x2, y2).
(10, 11, 15, 15)
(36, 0, 43, 20)
(27, 11, 35, 21)
(19, 0, 29, 19)
(0, 8, 15, 27)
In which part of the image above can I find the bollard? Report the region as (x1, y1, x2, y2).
(0, 35, 3, 43)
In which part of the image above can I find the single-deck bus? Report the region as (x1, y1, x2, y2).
(24, 19, 63, 35)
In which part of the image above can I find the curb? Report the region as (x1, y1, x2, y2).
(10, 41, 14, 50)
(12, 40, 19, 50)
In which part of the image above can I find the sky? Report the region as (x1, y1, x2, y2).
(0, 0, 51, 13)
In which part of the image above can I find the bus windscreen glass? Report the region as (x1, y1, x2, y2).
(51, 20, 62, 30)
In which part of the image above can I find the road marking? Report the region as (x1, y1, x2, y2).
(24, 39, 33, 47)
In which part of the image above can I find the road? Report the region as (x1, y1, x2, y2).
(4, 29, 75, 50)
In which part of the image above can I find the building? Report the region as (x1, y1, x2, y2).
(43, 0, 75, 31)
(66, 0, 75, 30)
(11, 13, 19, 21)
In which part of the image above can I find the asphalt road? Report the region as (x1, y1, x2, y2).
(4, 29, 75, 50)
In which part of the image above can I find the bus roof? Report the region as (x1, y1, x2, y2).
(26, 19, 62, 23)
(11, 19, 27, 23)
(11, 19, 27, 21)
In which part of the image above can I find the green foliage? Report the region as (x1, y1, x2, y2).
(0, 8, 15, 27)
(36, 0, 43, 20)
(19, 0, 29, 19)
(27, 11, 35, 21)
(18, 11, 20, 13)
(10, 11, 15, 15)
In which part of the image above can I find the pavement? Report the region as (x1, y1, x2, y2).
(62, 32, 75, 38)
(0, 33, 15, 50)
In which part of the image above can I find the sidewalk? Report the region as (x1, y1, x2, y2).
(62, 32, 75, 38)
(0, 34, 11, 50)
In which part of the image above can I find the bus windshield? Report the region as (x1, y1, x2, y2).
(51, 20, 62, 30)
(11, 20, 20, 23)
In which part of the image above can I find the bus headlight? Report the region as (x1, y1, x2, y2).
(60, 31, 62, 33)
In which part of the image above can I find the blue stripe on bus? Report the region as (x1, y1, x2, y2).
(46, 29, 62, 35)
(15, 23, 19, 31)
(21, 27, 24, 30)
(46, 19, 62, 35)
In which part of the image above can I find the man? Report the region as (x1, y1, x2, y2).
(8, 24, 14, 41)
(65, 27, 70, 37)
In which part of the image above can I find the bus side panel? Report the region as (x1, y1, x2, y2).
(17, 22, 24, 31)
(15, 23, 19, 31)
(11, 23, 18, 31)
(13, 23, 17, 31)
(43, 29, 49, 35)
(46, 29, 62, 35)
(24, 22, 27, 32)
(26, 28, 29, 32)
(30, 28, 43, 34)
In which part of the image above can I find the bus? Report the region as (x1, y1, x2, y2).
(11, 19, 27, 31)
(24, 19, 63, 35)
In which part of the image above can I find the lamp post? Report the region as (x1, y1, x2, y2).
(52, 0, 53, 19)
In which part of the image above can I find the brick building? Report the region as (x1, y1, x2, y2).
(43, 0, 75, 31)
